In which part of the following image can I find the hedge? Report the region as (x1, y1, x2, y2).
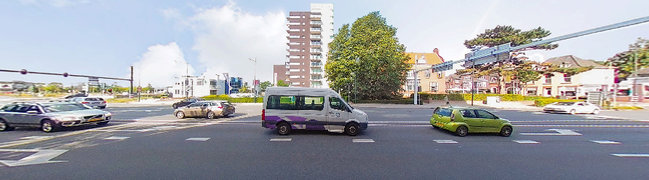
(202, 95, 261, 103)
(533, 99, 582, 107)
(418, 93, 525, 101)
(355, 99, 415, 104)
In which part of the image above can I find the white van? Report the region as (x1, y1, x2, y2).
(262, 87, 368, 136)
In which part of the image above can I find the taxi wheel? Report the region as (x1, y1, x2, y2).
(345, 122, 360, 136)
(97, 121, 109, 126)
(207, 111, 216, 119)
(277, 122, 291, 135)
(455, 126, 468, 137)
(569, 109, 576, 115)
(500, 126, 512, 137)
(41, 120, 58, 133)
(175, 111, 185, 119)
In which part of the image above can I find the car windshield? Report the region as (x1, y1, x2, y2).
(555, 102, 576, 106)
(42, 103, 91, 113)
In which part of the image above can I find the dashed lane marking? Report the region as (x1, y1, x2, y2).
(513, 140, 539, 144)
(611, 154, 649, 158)
(352, 139, 375, 143)
(591, 140, 621, 144)
(520, 129, 582, 136)
(186, 138, 210, 141)
(104, 136, 130, 140)
(515, 125, 649, 128)
(269, 138, 292, 142)
(434, 140, 458, 144)
(19, 136, 53, 140)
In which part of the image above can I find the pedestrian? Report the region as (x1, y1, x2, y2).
(444, 95, 449, 105)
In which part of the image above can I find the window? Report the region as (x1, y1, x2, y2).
(564, 74, 571, 83)
(329, 97, 347, 111)
(197, 80, 204, 86)
(544, 74, 552, 84)
(475, 110, 497, 119)
(434, 108, 452, 117)
(460, 109, 476, 118)
(301, 96, 324, 111)
(430, 82, 438, 92)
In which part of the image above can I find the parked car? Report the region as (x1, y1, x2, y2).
(543, 102, 600, 114)
(174, 101, 235, 119)
(0, 102, 111, 132)
(172, 98, 205, 109)
(430, 106, 513, 137)
(70, 97, 107, 109)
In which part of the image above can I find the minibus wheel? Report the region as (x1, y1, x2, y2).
(277, 122, 291, 135)
(345, 122, 360, 136)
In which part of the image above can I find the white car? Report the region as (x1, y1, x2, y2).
(543, 102, 600, 115)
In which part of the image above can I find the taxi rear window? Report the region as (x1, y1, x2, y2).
(434, 108, 452, 117)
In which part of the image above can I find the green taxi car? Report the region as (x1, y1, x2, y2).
(430, 107, 513, 137)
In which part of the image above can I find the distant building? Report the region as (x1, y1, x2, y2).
(403, 49, 447, 96)
(168, 75, 231, 98)
(621, 67, 649, 101)
(524, 55, 615, 98)
(273, 3, 334, 88)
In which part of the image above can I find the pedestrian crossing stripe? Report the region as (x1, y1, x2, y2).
(269, 138, 292, 142)
(352, 139, 375, 143)
(104, 136, 130, 140)
(513, 140, 539, 144)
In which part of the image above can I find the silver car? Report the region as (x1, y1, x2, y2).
(174, 101, 235, 119)
(70, 97, 107, 109)
(0, 102, 112, 132)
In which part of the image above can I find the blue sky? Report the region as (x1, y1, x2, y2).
(1, 0, 648, 88)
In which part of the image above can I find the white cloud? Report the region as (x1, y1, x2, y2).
(19, 0, 91, 7)
(182, 2, 287, 83)
(132, 42, 194, 88)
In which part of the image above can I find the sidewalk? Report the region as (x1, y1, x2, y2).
(353, 100, 543, 111)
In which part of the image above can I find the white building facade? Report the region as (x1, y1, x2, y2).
(168, 75, 226, 98)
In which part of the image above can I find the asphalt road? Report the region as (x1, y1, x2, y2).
(1, 105, 649, 179)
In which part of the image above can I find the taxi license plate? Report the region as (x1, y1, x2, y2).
(436, 123, 444, 127)
(89, 118, 103, 122)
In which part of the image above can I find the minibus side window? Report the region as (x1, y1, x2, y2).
(267, 95, 297, 110)
(298, 96, 324, 111)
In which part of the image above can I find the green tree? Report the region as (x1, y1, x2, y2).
(276, 80, 289, 87)
(462, 25, 558, 94)
(239, 83, 250, 93)
(259, 81, 272, 92)
(142, 84, 154, 93)
(42, 82, 64, 93)
(606, 38, 649, 81)
(325, 11, 411, 100)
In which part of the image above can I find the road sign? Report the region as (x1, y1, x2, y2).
(88, 77, 99, 86)
(464, 43, 511, 66)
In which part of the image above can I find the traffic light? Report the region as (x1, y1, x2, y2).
(20, 69, 27, 75)
(63, 72, 69, 77)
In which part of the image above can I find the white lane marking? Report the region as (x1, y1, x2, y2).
(532, 112, 545, 115)
(434, 140, 458, 144)
(0, 149, 68, 167)
(19, 136, 53, 140)
(104, 136, 130, 140)
(515, 125, 649, 128)
(591, 140, 621, 144)
(520, 129, 582, 136)
(513, 140, 539, 144)
(352, 139, 375, 143)
(269, 138, 292, 142)
(152, 126, 177, 130)
(186, 138, 210, 141)
(611, 154, 649, 158)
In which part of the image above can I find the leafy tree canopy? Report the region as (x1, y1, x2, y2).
(325, 11, 411, 100)
(606, 38, 649, 81)
(464, 25, 558, 50)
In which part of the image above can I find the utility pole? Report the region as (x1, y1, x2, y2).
(249, 58, 257, 102)
(413, 70, 418, 105)
(471, 61, 475, 106)
(130, 66, 133, 98)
